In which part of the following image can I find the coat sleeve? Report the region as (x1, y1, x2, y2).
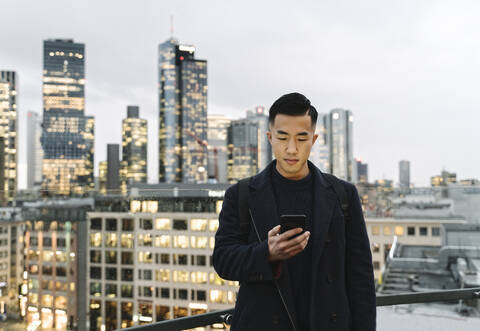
(345, 184, 376, 331)
(212, 184, 275, 282)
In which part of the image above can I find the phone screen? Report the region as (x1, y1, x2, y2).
(280, 214, 306, 234)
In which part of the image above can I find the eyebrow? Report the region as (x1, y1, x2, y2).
(276, 130, 309, 136)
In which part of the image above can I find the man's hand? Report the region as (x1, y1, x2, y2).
(267, 225, 310, 262)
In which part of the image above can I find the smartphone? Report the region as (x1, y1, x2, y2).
(280, 214, 306, 235)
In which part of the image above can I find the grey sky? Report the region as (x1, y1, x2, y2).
(2, 0, 479, 187)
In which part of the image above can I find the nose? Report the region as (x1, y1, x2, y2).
(286, 138, 297, 154)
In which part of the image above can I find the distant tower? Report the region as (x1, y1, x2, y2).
(0, 71, 17, 202)
(41, 39, 94, 195)
(158, 38, 207, 183)
(326, 108, 354, 181)
(399, 160, 410, 190)
(106, 144, 120, 193)
(246, 107, 272, 171)
(27, 111, 44, 190)
(228, 119, 258, 183)
(207, 115, 231, 183)
(122, 106, 147, 184)
(309, 113, 329, 172)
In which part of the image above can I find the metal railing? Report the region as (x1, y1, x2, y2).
(123, 287, 480, 331)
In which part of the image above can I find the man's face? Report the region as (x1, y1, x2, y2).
(267, 112, 318, 180)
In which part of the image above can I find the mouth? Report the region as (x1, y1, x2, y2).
(284, 159, 299, 165)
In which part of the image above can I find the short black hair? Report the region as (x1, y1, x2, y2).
(268, 92, 318, 127)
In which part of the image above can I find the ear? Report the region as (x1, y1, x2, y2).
(266, 131, 272, 144)
(312, 133, 319, 145)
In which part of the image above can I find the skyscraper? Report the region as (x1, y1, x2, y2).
(309, 113, 329, 172)
(207, 115, 231, 183)
(399, 160, 410, 190)
(246, 107, 272, 171)
(158, 38, 208, 183)
(0, 71, 17, 203)
(122, 106, 147, 184)
(326, 108, 354, 181)
(27, 111, 44, 191)
(106, 144, 120, 193)
(354, 158, 369, 184)
(227, 119, 258, 183)
(41, 39, 94, 196)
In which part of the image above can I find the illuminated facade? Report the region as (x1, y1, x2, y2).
(207, 115, 231, 183)
(27, 111, 44, 191)
(86, 185, 235, 330)
(227, 119, 258, 183)
(23, 199, 91, 330)
(0, 71, 18, 203)
(41, 39, 94, 196)
(122, 106, 147, 185)
(158, 38, 208, 184)
(98, 161, 107, 195)
(0, 210, 26, 320)
(326, 108, 354, 181)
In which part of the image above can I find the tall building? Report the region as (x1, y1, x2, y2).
(354, 158, 369, 184)
(0, 71, 17, 203)
(246, 107, 272, 171)
(106, 144, 120, 193)
(325, 108, 354, 181)
(431, 170, 457, 187)
(309, 113, 329, 172)
(158, 38, 208, 184)
(27, 111, 44, 191)
(98, 161, 107, 194)
(41, 39, 93, 196)
(84, 116, 95, 192)
(122, 106, 147, 184)
(227, 119, 258, 183)
(207, 115, 231, 183)
(399, 160, 410, 190)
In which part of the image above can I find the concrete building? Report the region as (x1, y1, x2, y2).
(246, 107, 271, 171)
(106, 144, 120, 194)
(365, 217, 465, 281)
(227, 119, 258, 183)
(86, 183, 233, 330)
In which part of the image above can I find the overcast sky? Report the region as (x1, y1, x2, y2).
(2, 0, 479, 188)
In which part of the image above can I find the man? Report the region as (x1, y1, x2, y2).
(213, 93, 376, 331)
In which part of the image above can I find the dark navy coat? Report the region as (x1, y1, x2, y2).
(213, 161, 376, 331)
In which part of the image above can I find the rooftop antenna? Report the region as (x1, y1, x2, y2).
(170, 15, 174, 38)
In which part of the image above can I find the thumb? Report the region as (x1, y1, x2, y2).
(269, 225, 281, 237)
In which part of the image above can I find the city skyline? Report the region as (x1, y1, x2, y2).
(2, 0, 480, 188)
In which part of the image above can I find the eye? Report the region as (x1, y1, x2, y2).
(298, 139, 307, 142)
(277, 138, 287, 141)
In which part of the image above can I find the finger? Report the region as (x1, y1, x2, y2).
(268, 225, 281, 237)
(279, 231, 310, 250)
(279, 227, 303, 241)
(284, 238, 309, 254)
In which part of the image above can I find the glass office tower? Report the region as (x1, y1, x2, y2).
(227, 119, 258, 183)
(122, 106, 147, 184)
(0, 71, 17, 203)
(158, 38, 208, 184)
(326, 108, 354, 181)
(41, 39, 94, 196)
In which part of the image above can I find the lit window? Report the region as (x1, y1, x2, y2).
(121, 234, 134, 248)
(371, 225, 380, 235)
(138, 252, 153, 264)
(105, 233, 118, 248)
(209, 237, 215, 250)
(191, 271, 208, 284)
(155, 218, 171, 230)
(209, 290, 227, 303)
(209, 272, 225, 285)
(216, 201, 223, 214)
(130, 200, 141, 213)
(155, 235, 171, 248)
(173, 270, 189, 283)
(156, 269, 170, 282)
(191, 219, 207, 231)
(372, 242, 380, 253)
(90, 233, 102, 247)
(394, 226, 404, 236)
(191, 236, 208, 249)
(383, 226, 392, 236)
(173, 236, 189, 248)
(209, 219, 219, 232)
